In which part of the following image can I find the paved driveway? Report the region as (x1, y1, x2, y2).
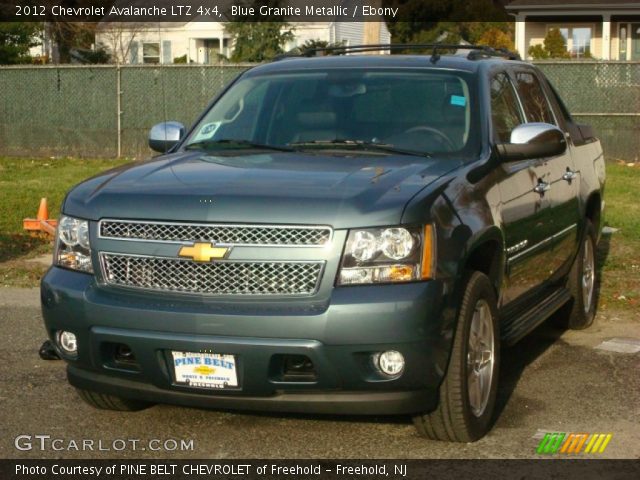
(1, 288, 638, 459)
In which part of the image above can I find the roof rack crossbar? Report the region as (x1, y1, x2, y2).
(275, 43, 520, 62)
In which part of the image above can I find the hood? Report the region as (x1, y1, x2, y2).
(64, 150, 460, 229)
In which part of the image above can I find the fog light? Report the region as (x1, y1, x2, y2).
(374, 350, 405, 376)
(57, 331, 77, 355)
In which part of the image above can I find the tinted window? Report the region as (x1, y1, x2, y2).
(514, 71, 555, 124)
(490, 72, 523, 143)
(547, 80, 573, 124)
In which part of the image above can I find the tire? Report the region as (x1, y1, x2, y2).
(76, 388, 153, 412)
(413, 271, 500, 442)
(560, 219, 597, 330)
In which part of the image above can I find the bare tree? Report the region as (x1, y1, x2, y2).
(98, 22, 146, 64)
(47, 21, 96, 63)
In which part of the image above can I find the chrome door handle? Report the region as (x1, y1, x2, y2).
(563, 169, 577, 181)
(534, 181, 551, 194)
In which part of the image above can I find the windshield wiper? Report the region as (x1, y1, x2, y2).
(287, 139, 431, 158)
(185, 139, 295, 152)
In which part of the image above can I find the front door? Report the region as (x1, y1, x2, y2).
(204, 39, 221, 64)
(632, 24, 640, 60)
(489, 71, 554, 307)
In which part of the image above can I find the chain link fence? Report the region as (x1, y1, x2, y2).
(0, 62, 638, 160)
(535, 61, 640, 162)
(0, 65, 251, 158)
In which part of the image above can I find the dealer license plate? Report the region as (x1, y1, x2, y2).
(171, 351, 238, 389)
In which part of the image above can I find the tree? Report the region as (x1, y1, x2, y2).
(477, 27, 514, 51)
(287, 39, 346, 56)
(48, 22, 97, 63)
(225, 23, 294, 62)
(544, 28, 570, 58)
(528, 28, 569, 59)
(528, 44, 549, 60)
(0, 23, 41, 65)
(98, 23, 146, 64)
(384, 0, 512, 46)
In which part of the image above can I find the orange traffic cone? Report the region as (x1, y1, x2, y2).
(36, 197, 49, 221)
(23, 197, 57, 236)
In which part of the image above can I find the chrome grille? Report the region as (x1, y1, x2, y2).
(99, 220, 332, 247)
(100, 253, 324, 296)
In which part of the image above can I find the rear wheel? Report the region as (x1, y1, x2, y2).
(76, 388, 153, 411)
(413, 271, 500, 442)
(560, 219, 597, 330)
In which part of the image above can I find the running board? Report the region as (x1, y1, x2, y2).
(501, 288, 572, 346)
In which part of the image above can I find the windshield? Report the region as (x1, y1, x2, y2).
(184, 69, 478, 158)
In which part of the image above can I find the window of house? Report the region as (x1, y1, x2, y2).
(490, 72, 523, 143)
(620, 26, 627, 58)
(142, 43, 160, 64)
(571, 28, 592, 57)
(513, 71, 556, 125)
(550, 25, 593, 58)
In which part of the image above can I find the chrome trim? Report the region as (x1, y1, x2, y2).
(98, 219, 333, 248)
(506, 239, 528, 255)
(99, 251, 326, 297)
(508, 223, 577, 264)
(510, 123, 561, 145)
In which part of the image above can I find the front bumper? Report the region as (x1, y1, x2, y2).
(41, 267, 455, 415)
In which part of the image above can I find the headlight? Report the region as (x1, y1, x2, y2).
(55, 215, 93, 273)
(337, 225, 435, 285)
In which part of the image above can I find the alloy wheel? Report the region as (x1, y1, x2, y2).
(582, 236, 595, 314)
(467, 299, 495, 418)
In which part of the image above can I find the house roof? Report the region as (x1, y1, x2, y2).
(507, 0, 640, 8)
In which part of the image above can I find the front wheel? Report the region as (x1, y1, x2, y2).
(413, 271, 500, 442)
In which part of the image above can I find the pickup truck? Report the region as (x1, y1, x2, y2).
(41, 45, 605, 442)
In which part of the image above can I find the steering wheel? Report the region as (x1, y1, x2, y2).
(403, 126, 456, 151)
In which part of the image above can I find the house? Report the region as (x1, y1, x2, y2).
(507, 0, 640, 60)
(95, 20, 391, 65)
(284, 21, 391, 53)
(96, 21, 231, 64)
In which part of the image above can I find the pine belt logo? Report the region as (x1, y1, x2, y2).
(536, 432, 613, 455)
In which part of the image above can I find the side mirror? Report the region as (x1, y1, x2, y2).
(497, 123, 566, 161)
(148, 121, 186, 153)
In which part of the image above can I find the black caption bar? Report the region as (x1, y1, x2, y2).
(2, 460, 640, 480)
(0, 0, 510, 23)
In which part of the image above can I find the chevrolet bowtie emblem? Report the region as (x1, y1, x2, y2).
(178, 242, 229, 262)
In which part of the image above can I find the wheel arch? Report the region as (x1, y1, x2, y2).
(584, 191, 602, 236)
(458, 227, 505, 298)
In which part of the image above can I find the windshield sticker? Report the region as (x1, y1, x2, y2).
(450, 95, 467, 107)
(192, 122, 220, 142)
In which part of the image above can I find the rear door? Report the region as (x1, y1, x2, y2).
(512, 68, 580, 279)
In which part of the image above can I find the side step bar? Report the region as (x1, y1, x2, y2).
(501, 288, 572, 346)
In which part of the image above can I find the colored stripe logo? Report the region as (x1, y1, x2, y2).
(537, 433, 612, 454)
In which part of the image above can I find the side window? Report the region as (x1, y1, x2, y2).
(490, 72, 523, 143)
(547, 80, 573, 124)
(514, 71, 556, 124)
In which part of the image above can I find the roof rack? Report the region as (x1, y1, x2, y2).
(275, 44, 521, 62)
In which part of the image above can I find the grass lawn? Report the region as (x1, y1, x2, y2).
(0, 157, 131, 286)
(597, 162, 640, 312)
(0, 157, 638, 313)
